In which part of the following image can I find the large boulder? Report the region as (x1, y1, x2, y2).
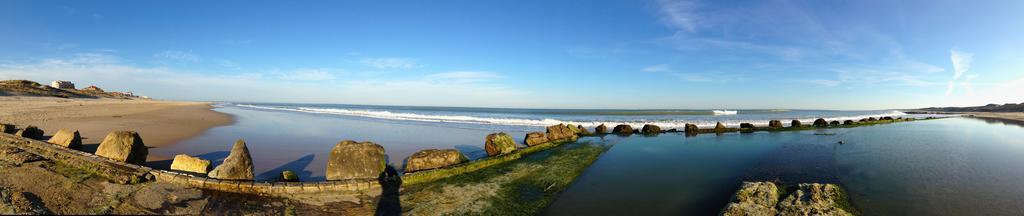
(715, 122, 727, 133)
(95, 131, 148, 165)
(684, 124, 699, 134)
(566, 124, 582, 134)
(813, 118, 829, 127)
(326, 140, 386, 180)
(595, 124, 608, 134)
(170, 154, 211, 174)
(14, 126, 43, 140)
(881, 116, 894, 121)
(768, 120, 783, 128)
(280, 170, 299, 182)
(0, 124, 13, 134)
(208, 139, 255, 180)
(484, 133, 517, 156)
(843, 120, 855, 125)
(641, 124, 662, 134)
(523, 132, 549, 146)
(721, 182, 780, 216)
(776, 183, 854, 216)
(791, 120, 802, 128)
(867, 117, 878, 121)
(404, 149, 468, 173)
(740, 123, 755, 129)
(46, 129, 82, 150)
(545, 124, 577, 141)
(612, 124, 633, 135)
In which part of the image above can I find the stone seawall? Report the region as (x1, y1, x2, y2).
(0, 133, 380, 196)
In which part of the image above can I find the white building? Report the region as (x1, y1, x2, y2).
(50, 80, 75, 89)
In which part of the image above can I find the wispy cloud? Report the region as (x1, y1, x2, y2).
(280, 69, 337, 81)
(153, 50, 200, 63)
(946, 48, 976, 96)
(360, 57, 421, 69)
(424, 71, 502, 83)
(642, 64, 670, 72)
(656, 0, 699, 32)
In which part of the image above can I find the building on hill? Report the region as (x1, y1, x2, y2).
(111, 92, 135, 97)
(82, 85, 104, 92)
(50, 80, 75, 89)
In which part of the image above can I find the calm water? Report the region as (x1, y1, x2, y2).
(544, 118, 1024, 215)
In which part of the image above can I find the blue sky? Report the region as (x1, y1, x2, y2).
(2, 0, 1022, 109)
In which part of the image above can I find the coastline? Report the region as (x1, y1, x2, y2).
(0, 96, 233, 161)
(965, 112, 1024, 124)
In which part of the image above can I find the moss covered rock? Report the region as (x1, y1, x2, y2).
(721, 181, 779, 216)
(326, 140, 385, 180)
(545, 124, 577, 141)
(612, 124, 633, 135)
(813, 119, 828, 127)
(685, 123, 699, 134)
(404, 149, 468, 173)
(791, 120, 802, 128)
(209, 139, 255, 180)
(595, 124, 608, 134)
(776, 183, 854, 216)
(769, 120, 783, 128)
(523, 132, 549, 147)
(280, 170, 299, 182)
(485, 133, 517, 156)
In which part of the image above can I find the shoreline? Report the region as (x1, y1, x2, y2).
(0, 96, 234, 161)
(964, 112, 1024, 124)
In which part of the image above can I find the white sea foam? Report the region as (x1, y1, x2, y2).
(713, 110, 738, 115)
(236, 104, 907, 129)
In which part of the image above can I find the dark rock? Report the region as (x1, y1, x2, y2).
(641, 124, 662, 134)
(768, 120, 783, 128)
(881, 116, 894, 121)
(575, 125, 592, 135)
(280, 170, 299, 182)
(740, 123, 755, 129)
(843, 120, 854, 125)
(13, 126, 43, 140)
(0, 124, 14, 134)
(545, 124, 577, 141)
(684, 124, 699, 134)
(46, 129, 82, 150)
(715, 122, 727, 133)
(209, 139, 255, 180)
(612, 124, 633, 135)
(326, 140, 385, 180)
(829, 120, 840, 126)
(95, 131, 148, 165)
(484, 132, 517, 156)
(791, 120, 802, 128)
(813, 119, 828, 127)
(404, 149, 468, 173)
(868, 117, 878, 121)
(523, 132, 549, 147)
(595, 124, 608, 134)
(667, 128, 678, 132)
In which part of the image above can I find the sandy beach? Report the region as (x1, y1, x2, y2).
(967, 112, 1024, 124)
(0, 97, 233, 161)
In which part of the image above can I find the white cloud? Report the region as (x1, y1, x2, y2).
(360, 57, 420, 69)
(669, 73, 713, 82)
(950, 48, 973, 79)
(656, 0, 699, 32)
(642, 64, 670, 72)
(280, 69, 336, 81)
(424, 71, 502, 83)
(154, 50, 200, 63)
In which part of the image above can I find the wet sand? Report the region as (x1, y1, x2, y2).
(0, 97, 233, 161)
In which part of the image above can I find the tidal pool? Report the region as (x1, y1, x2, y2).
(544, 118, 1024, 215)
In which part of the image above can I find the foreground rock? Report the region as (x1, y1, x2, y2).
(0, 124, 13, 134)
(95, 131, 148, 165)
(485, 133, 517, 156)
(769, 120, 783, 128)
(46, 129, 82, 150)
(326, 140, 386, 180)
(685, 124, 699, 134)
(776, 183, 854, 216)
(721, 182, 779, 216)
(170, 154, 211, 175)
(791, 120, 802, 128)
(523, 132, 549, 147)
(404, 149, 468, 173)
(545, 124, 577, 141)
(0, 187, 50, 215)
(595, 124, 608, 134)
(641, 124, 662, 134)
(740, 123, 755, 129)
(721, 182, 855, 216)
(208, 139, 255, 180)
(612, 124, 633, 135)
(14, 126, 43, 140)
(843, 120, 854, 125)
(813, 118, 828, 127)
(715, 122, 727, 133)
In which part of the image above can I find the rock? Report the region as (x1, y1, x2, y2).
(404, 149, 468, 173)
(684, 124, 699, 134)
(641, 124, 662, 134)
(595, 124, 608, 134)
(46, 129, 82, 150)
(721, 182, 779, 216)
(95, 131, 148, 165)
(546, 124, 577, 141)
(13, 126, 43, 140)
(566, 124, 582, 134)
(813, 118, 828, 127)
(829, 120, 840, 126)
(208, 139, 255, 180)
(740, 123, 755, 129)
(868, 117, 878, 121)
(484, 133, 517, 156)
(791, 120, 802, 128)
(859, 118, 868, 122)
(0, 187, 50, 215)
(280, 170, 299, 182)
(129, 183, 207, 214)
(612, 124, 633, 135)
(576, 125, 592, 135)
(0, 124, 13, 134)
(170, 154, 211, 175)
(523, 132, 549, 147)
(768, 120, 783, 128)
(326, 140, 386, 180)
(715, 122, 727, 133)
(667, 128, 678, 132)
(881, 116, 894, 121)
(843, 120, 854, 125)
(776, 183, 854, 216)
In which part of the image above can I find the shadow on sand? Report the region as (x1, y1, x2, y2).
(375, 165, 402, 216)
(255, 154, 316, 181)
